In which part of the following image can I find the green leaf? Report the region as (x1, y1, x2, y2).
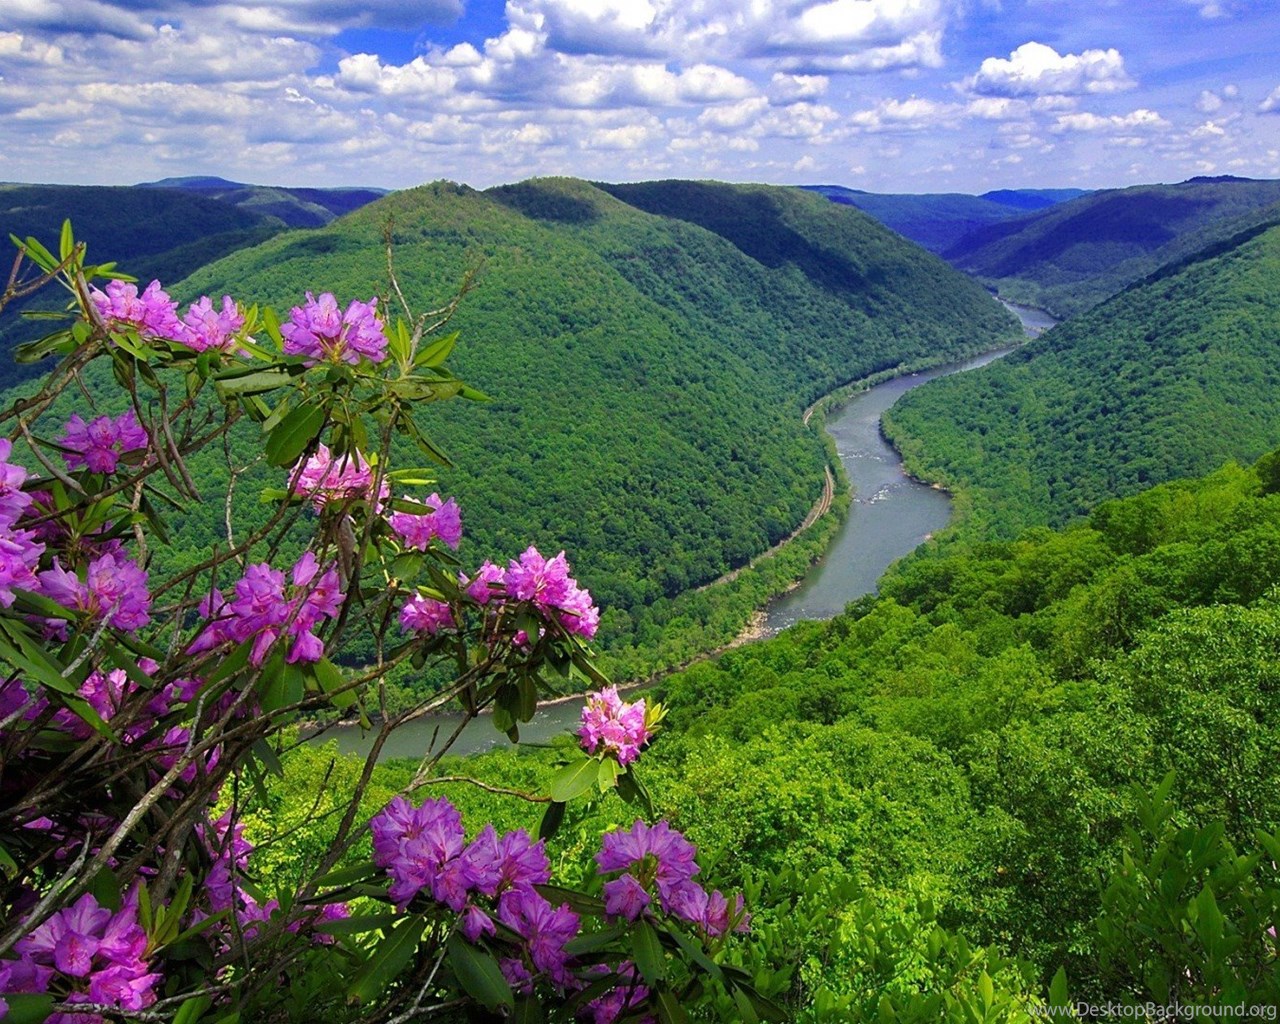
(315, 912, 402, 936)
(59, 219, 74, 261)
(265, 400, 326, 467)
(414, 330, 458, 368)
(3, 993, 57, 1024)
(538, 800, 566, 841)
(512, 996, 546, 1024)
(447, 935, 514, 1011)
(597, 757, 622, 793)
(173, 995, 214, 1024)
(348, 917, 426, 1004)
(214, 369, 293, 399)
(1048, 967, 1071, 1010)
(731, 987, 761, 1024)
(632, 920, 666, 986)
(654, 988, 689, 1024)
(549, 757, 601, 803)
(315, 862, 382, 888)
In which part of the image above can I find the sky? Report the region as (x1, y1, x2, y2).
(2, 0, 1279, 194)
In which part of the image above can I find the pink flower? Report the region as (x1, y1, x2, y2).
(280, 291, 388, 365)
(506, 547, 599, 639)
(37, 552, 151, 633)
(0, 523, 43, 608)
(0, 438, 34, 524)
(389, 492, 462, 550)
(290, 444, 388, 512)
(90, 279, 183, 340)
(461, 560, 505, 604)
(399, 594, 455, 635)
(579, 687, 649, 765)
(496, 888, 580, 988)
(60, 410, 148, 475)
(179, 295, 245, 353)
(215, 552, 343, 665)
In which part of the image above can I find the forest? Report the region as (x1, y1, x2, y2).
(883, 217, 1280, 539)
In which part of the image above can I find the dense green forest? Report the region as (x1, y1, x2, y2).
(883, 218, 1280, 539)
(61, 177, 1011, 663)
(277, 448, 1280, 1018)
(943, 176, 1280, 317)
(801, 185, 1087, 254)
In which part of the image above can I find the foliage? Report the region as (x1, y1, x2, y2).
(884, 221, 1280, 539)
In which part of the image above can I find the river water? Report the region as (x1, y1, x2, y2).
(310, 300, 1051, 761)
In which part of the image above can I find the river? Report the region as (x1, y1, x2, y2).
(310, 300, 1052, 761)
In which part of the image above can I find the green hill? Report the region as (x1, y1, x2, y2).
(944, 176, 1280, 317)
(7, 176, 1018, 662)
(800, 185, 1087, 253)
(137, 176, 388, 228)
(882, 217, 1280, 538)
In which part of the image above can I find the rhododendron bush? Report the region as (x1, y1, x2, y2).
(0, 226, 769, 1023)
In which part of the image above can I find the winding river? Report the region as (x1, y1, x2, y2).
(311, 300, 1053, 761)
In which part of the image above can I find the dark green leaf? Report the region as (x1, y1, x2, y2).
(265, 401, 326, 467)
(447, 935, 514, 1011)
(632, 920, 665, 986)
(3, 993, 56, 1024)
(538, 800, 566, 841)
(549, 757, 601, 803)
(414, 330, 458, 368)
(348, 916, 426, 1004)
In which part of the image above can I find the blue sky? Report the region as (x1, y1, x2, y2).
(1, 0, 1278, 193)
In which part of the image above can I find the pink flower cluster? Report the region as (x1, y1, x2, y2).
(190, 551, 343, 665)
(180, 294, 245, 353)
(39, 552, 151, 634)
(281, 291, 388, 365)
(291, 445, 389, 512)
(369, 796, 580, 987)
(389, 492, 461, 550)
(596, 820, 748, 940)
(1, 890, 162, 1022)
(60, 410, 148, 475)
(0, 439, 43, 608)
(399, 593, 455, 635)
(456, 547, 599, 640)
(90, 280, 247, 354)
(90, 279, 183, 340)
(579, 686, 649, 764)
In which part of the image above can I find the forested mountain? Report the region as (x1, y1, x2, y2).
(944, 176, 1280, 317)
(883, 216, 1280, 538)
(6, 177, 1018, 659)
(0, 183, 284, 384)
(800, 184, 1087, 253)
(138, 176, 387, 227)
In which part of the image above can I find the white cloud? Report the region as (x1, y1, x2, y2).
(1051, 108, 1170, 134)
(967, 42, 1135, 98)
(849, 96, 959, 132)
(1197, 89, 1223, 112)
(767, 73, 828, 103)
(1259, 85, 1280, 113)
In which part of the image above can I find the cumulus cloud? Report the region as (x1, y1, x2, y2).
(1050, 108, 1170, 133)
(509, 0, 949, 70)
(848, 96, 960, 132)
(966, 42, 1135, 98)
(1260, 85, 1280, 113)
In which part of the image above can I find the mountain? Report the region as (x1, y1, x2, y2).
(0, 183, 283, 385)
(6, 177, 1018, 661)
(799, 185, 1087, 254)
(944, 176, 1280, 318)
(882, 214, 1280, 538)
(138, 176, 388, 228)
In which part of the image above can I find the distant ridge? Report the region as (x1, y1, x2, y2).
(799, 184, 1086, 253)
(943, 176, 1280, 317)
(138, 176, 388, 228)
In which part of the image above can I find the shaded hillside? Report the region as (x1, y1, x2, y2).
(138, 176, 387, 228)
(28, 177, 1015, 652)
(0, 183, 282, 384)
(945, 177, 1280, 317)
(883, 219, 1280, 538)
(799, 185, 1086, 253)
